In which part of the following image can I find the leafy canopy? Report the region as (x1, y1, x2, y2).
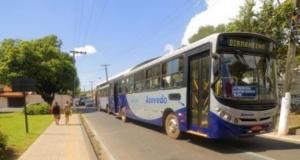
(0, 35, 79, 104)
(188, 0, 298, 74)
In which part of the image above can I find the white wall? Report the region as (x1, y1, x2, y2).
(0, 97, 8, 108)
(26, 95, 44, 104)
(53, 94, 72, 106)
(26, 94, 72, 106)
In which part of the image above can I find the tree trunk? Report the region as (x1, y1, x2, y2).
(41, 92, 55, 105)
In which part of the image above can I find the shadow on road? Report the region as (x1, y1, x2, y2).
(124, 118, 164, 133)
(120, 117, 300, 154)
(184, 133, 300, 154)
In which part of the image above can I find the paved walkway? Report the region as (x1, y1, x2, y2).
(19, 114, 97, 160)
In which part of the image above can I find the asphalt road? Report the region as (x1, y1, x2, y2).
(83, 109, 300, 160)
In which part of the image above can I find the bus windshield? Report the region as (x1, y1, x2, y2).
(214, 52, 276, 101)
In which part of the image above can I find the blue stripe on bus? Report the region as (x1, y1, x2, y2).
(113, 94, 188, 128)
(207, 112, 273, 138)
(108, 95, 274, 138)
(207, 112, 239, 138)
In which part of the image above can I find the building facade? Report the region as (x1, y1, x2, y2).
(0, 85, 71, 108)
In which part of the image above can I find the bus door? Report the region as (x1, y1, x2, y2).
(188, 52, 210, 130)
(95, 90, 99, 108)
(113, 82, 119, 113)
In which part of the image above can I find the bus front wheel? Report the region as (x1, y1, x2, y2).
(164, 113, 181, 139)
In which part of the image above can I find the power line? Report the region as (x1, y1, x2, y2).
(123, 0, 197, 59)
(89, 0, 109, 41)
(76, 0, 85, 47)
(83, 0, 97, 43)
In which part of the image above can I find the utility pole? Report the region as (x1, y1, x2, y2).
(278, 0, 299, 135)
(101, 64, 110, 82)
(70, 50, 86, 107)
(90, 81, 94, 99)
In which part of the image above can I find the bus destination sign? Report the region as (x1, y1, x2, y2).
(218, 34, 275, 53)
(228, 38, 266, 50)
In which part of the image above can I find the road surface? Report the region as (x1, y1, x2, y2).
(83, 109, 300, 160)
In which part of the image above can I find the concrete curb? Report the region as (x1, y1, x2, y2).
(81, 114, 116, 160)
(79, 115, 100, 160)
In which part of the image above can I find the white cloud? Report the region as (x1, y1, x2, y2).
(73, 45, 96, 57)
(164, 43, 175, 54)
(181, 0, 264, 45)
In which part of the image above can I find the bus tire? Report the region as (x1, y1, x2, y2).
(106, 106, 110, 114)
(120, 107, 127, 122)
(164, 113, 181, 139)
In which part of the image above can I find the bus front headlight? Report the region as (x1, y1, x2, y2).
(233, 118, 239, 124)
(217, 109, 239, 124)
(219, 111, 225, 118)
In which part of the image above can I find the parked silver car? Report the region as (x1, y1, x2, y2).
(85, 99, 95, 107)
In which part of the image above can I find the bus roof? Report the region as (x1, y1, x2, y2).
(125, 33, 220, 76)
(95, 32, 274, 87)
(95, 33, 220, 86)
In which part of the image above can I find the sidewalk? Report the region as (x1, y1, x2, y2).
(18, 114, 97, 160)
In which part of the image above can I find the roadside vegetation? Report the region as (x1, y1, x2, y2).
(0, 35, 79, 105)
(189, 0, 299, 74)
(0, 112, 52, 159)
(25, 103, 51, 115)
(188, 0, 300, 133)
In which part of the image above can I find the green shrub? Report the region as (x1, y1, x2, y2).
(25, 103, 51, 115)
(0, 131, 8, 157)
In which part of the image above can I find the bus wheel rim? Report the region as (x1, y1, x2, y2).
(121, 108, 126, 121)
(167, 116, 178, 134)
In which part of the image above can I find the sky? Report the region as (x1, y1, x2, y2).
(0, 0, 268, 91)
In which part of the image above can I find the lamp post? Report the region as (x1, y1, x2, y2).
(101, 64, 110, 82)
(70, 50, 86, 108)
(89, 81, 94, 99)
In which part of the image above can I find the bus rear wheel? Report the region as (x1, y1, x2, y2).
(106, 106, 110, 114)
(164, 113, 181, 139)
(120, 107, 127, 122)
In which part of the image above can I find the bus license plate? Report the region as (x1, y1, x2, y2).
(251, 125, 262, 132)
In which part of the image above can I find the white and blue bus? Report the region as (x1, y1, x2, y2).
(96, 32, 278, 139)
(95, 82, 109, 111)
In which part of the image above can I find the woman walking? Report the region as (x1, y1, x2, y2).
(63, 101, 71, 125)
(51, 102, 61, 125)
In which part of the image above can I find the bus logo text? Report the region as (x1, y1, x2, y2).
(145, 96, 168, 104)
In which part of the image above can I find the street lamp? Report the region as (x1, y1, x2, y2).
(89, 81, 94, 99)
(70, 50, 86, 107)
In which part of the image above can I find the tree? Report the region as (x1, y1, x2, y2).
(228, 0, 294, 74)
(226, 0, 258, 32)
(0, 35, 79, 105)
(188, 0, 298, 75)
(188, 24, 226, 44)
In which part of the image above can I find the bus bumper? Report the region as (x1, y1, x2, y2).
(208, 112, 274, 139)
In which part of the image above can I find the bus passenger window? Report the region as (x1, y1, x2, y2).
(134, 71, 144, 92)
(162, 57, 183, 88)
(127, 76, 134, 93)
(145, 65, 160, 90)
